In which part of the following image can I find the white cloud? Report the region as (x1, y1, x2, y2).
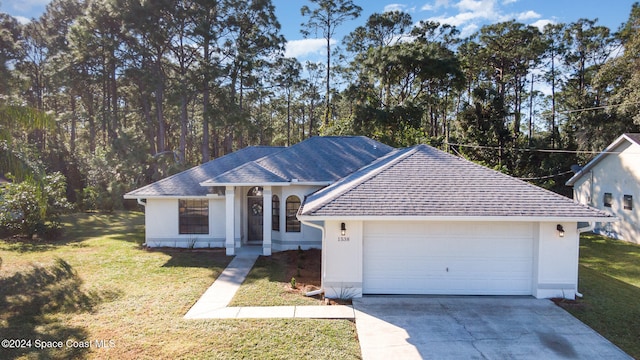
(429, 11, 484, 27)
(460, 23, 480, 38)
(422, 0, 547, 37)
(285, 38, 336, 58)
(13, 16, 31, 24)
(517, 10, 541, 21)
(384, 3, 407, 12)
(456, 0, 492, 12)
(530, 19, 555, 31)
(421, 0, 450, 11)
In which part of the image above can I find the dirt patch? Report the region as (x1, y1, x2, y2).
(551, 297, 586, 310)
(275, 248, 322, 293)
(277, 248, 352, 305)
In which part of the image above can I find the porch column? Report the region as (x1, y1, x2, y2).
(262, 186, 272, 256)
(225, 186, 235, 256)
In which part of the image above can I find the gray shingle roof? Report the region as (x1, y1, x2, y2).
(300, 144, 613, 220)
(202, 136, 394, 185)
(125, 136, 394, 197)
(124, 146, 283, 197)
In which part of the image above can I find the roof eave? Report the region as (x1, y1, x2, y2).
(297, 214, 618, 223)
(123, 194, 210, 199)
(566, 134, 633, 186)
(199, 181, 331, 187)
(199, 181, 292, 187)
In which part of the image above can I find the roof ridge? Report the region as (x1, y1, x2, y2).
(198, 144, 293, 184)
(416, 145, 614, 217)
(422, 144, 582, 200)
(300, 146, 418, 215)
(254, 136, 393, 181)
(203, 157, 289, 184)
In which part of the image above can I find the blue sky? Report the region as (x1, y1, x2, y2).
(2, 0, 638, 60)
(273, 0, 638, 59)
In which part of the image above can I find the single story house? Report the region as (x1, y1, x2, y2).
(566, 133, 640, 244)
(125, 136, 614, 299)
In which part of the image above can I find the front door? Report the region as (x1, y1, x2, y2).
(247, 187, 264, 242)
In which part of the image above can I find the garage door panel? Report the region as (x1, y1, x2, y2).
(363, 222, 533, 295)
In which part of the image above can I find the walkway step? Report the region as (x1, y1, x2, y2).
(185, 305, 355, 319)
(184, 254, 259, 319)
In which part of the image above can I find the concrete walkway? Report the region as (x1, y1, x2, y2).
(186, 305, 355, 319)
(183, 247, 354, 320)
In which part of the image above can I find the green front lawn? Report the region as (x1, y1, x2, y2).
(0, 212, 361, 359)
(230, 249, 324, 307)
(559, 233, 640, 358)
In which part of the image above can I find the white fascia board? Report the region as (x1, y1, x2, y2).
(292, 181, 333, 186)
(123, 195, 210, 199)
(566, 134, 629, 186)
(199, 181, 331, 187)
(297, 214, 618, 223)
(199, 181, 291, 187)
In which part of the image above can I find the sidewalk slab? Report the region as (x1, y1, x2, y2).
(185, 305, 356, 319)
(295, 305, 355, 319)
(185, 306, 241, 320)
(184, 253, 258, 319)
(236, 306, 296, 318)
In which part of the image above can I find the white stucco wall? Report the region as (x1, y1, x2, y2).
(272, 185, 323, 251)
(323, 220, 364, 298)
(142, 185, 323, 252)
(532, 222, 580, 299)
(573, 141, 640, 244)
(144, 197, 226, 248)
(322, 220, 581, 300)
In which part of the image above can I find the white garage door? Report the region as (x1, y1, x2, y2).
(363, 222, 534, 295)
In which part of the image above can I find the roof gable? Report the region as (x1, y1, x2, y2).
(566, 133, 640, 186)
(125, 136, 394, 197)
(202, 136, 394, 185)
(300, 144, 613, 220)
(124, 146, 283, 197)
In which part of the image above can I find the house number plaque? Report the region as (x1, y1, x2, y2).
(338, 236, 350, 242)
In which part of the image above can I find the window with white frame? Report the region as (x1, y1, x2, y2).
(624, 195, 633, 210)
(603, 192, 612, 207)
(179, 199, 209, 234)
(272, 195, 280, 231)
(285, 196, 301, 232)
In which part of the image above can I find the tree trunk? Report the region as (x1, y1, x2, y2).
(179, 92, 188, 164)
(325, 36, 331, 126)
(202, 40, 211, 163)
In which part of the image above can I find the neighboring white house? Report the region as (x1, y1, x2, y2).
(126, 136, 614, 299)
(566, 133, 640, 244)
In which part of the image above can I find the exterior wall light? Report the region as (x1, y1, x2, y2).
(340, 222, 346, 236)
(556, 224, 565, 238)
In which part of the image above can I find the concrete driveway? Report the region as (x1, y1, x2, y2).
(352, 296, 631, 360)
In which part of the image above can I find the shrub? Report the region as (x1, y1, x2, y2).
(0, 173, 72, 239)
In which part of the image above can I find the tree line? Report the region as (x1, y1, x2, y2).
(2, 0, 640, 233)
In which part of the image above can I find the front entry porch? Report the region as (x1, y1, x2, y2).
(226, 185, 273, 256)
(221, 184, 323, 256)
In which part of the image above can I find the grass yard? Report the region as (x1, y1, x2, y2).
(230, 249, 325, 307)
(0, 212, 361, 359)
(557, 233, 640, 359)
